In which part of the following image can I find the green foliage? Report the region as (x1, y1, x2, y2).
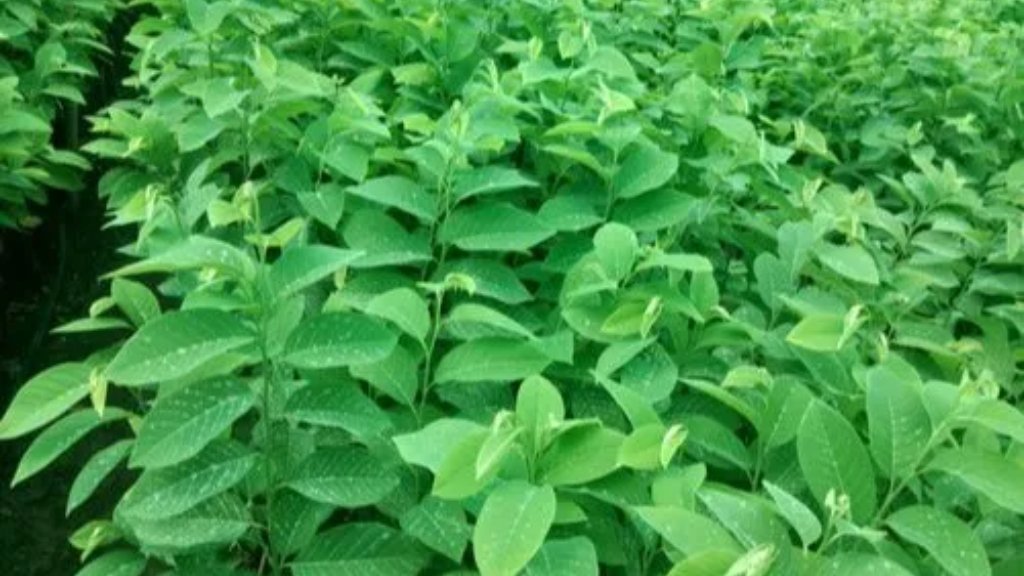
(0, 0, 118, 229)
(2, 0, 1024, 574)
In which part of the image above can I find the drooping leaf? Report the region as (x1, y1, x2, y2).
(67, 439, 133, 515)
(763, 480, 822, 549)
(13, 408, 127, 486)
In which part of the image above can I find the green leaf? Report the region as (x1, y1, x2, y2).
(886, 505, 991, 576)
(343, 209, 432, 268)
(13, 409, 126, 486)
(516, 376, 565, 454)
(285, 380, 391, 438)
(350, 346, 420, 407)
(522, 537, 599, 576)
(815, 243, 879, 286)
(796, 401, 878, 524)
(111, 278, 160, 326)
(755, 377, 814, 448)
(952, 398, 1024, 445)
(292, 523, 431, 576)
(128, 493, 250, 551)
(442, 202, 554, 252)
(452, 166, 539, 204)
(108, 236, 254, 279)
(446, 303, 536, 341)
(104, 310, 255, 385)
(365, 287, 431, 345)
(286, 447, 399, 507)
(74, 550, 146, 576)
(618, 424, 671, 470)
(613, 145, 679, 199)
(347, 176, 436, 221)
(0, 362, 91, 439)
(283, 313, 398, 369)
(666, 550, 740, 576)
(823, 554, 916, 576)
(593, 222, 638, 281)
(633, 506, 742, 555)
(636, 252, 713, 274)
(432, 430, 493, 499)
(786, 314, 847, 352)
(709, 115, 758, 144)
(269, 489, 332, 557)
(177, 112, 225, 152)
(393, 418, 486, 474)
(473, 481, 556, 576)
(68, 439, 133, 515)
(119, 441, 255, 520)
(927, 448, 1024, 514)
(131, 378, 255, 469)
(536, 425, 624, 486)
(434, 338, 551, 383)
(269, 245, 363, 299)
(400, 497, 471, 562)
(763, 480, 822, 548)
(613, 190, 695, 232)
(438, 259, 532, 305)
(865, 364, 931, 480)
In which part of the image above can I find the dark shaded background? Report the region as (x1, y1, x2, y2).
(0, 11, 136, 575)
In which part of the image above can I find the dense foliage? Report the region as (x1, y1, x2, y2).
(0, 0, 119, 229)
(2, 0, 1023, 575)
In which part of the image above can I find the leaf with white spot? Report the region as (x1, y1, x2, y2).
(292, 523, 432, 576)
(286, 447, 399, 508)
(0, 362, 91, 440)
(886, 505, 991, 576)
(104, 310, 256, 386)
(283, 313, 397, 369)
(473, 481, 556, 576)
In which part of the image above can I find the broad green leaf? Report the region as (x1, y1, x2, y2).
(432, 430, 494, 499)
(613, 145, 679, 199)
(927, 448, 1024, 514)
(13, 408, 127, 486)
(453, 166, 539, 204)
(636, 252, 713, 274)
(283, 313, 397, 369)
(400, 497, 471, 562)
(953, 398, 1024, 444)
(815, 243, 879, 286)
(522, 537, 599, 576)
(823, 554, 916, 576)
(74, 550, 146, 576)
(763, 480, 822, 548)
(68, 439, 133, 515)
(865, 365, 931, 480)
(365, 287, 431, 345)
(709, 115, 758, 144)
(350, 346, 420, 407)
(104, 310, 255, 385)
(618, 424, 671, 470)
(593, 222, 638, 281)
(442, 202, 554, 252)
(111, 278, 160, 326)
(756, 378, 814, 448)
(476, 426, 522, 479)
(796, 401, 878, 524)
(886, 505, 990, 576)
(127, 493, 250, 551)
(270, 489, 332, 556)
(131, 378, 254, 469)
(613, 190, 695, 232)
(473, 481, 556, 576)
(538, 195, 602, 232)
(536, 425, 624, 486)
(446, 303, 536, 341)
(177, 112, 225, 152)
(698, 485, 790, 550)
(286, 447, 399, 507)
(0, 362, 91, 439)
(347, 175, 436, 221)
(393, 418, 486, 473)
(666, 550, 740, 576)
(285, 380, 391, 438)
(633, 506, 742, 555)
(434, 338, 551, 383)
(437, 259, 532, 304)
(108, 236, 254, 279)
(292, 523, 431, 576)
(343, 209, 432, 268)
(269, 245, 363, 299)
(119, 441, 255, 520)
(786, 314, 846, 352)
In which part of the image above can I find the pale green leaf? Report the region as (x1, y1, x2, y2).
(400, 497, 471, 562)
(0, 363, 91, 439)
(865, 364, 931, 480)
(633, 506, 742, 555)
(593, 222, 638, 281)
(886, 505, 991, 576)
(613, 145, 679, 199)
(365, 287, 431, 345)
(763, 480, 822, 548)
(536, 425, 623, 486)
(522, 537, 599, 576)
(927, 448, 1024, 514)
(473, 481, 556, 576)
